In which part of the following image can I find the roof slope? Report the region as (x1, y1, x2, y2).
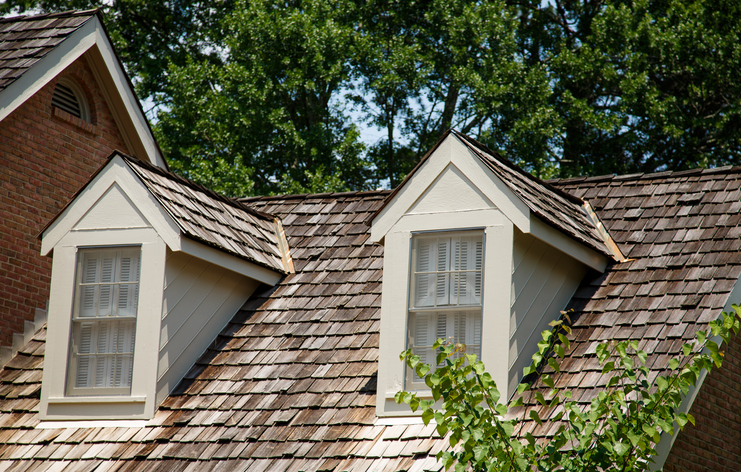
(123, 154, 291, 274)
(2, 168, 741, 470)
(0, 10, 95, 91)
(0, 191, 444, 471)
(513, 167, 741, 435)
(454, 132, 617, 259)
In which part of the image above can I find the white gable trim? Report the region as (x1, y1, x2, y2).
(42, 155, 283, 284)
(371, 134, 530, 243)
(0, 18, 95, 123)
(0, 15, 165, 168)
(41, 156, 180, 255)
(371, 134, 608, 271)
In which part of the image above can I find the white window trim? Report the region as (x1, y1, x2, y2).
(66, 246, 140, 397)
(376, 208, 514, 417)
(40, 227, 166, 421)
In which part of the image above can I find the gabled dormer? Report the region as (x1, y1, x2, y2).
(38, 152, 292, 421)
(371, 131, 623, 416)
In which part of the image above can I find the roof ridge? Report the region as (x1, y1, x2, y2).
(0, 8, 98, 23)
(550, 165, 741, 185)
(239, 189, 392, 203)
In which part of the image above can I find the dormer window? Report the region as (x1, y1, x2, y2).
(39, 152, 291, 421)
(407, 231, 483, 389)
(67, 247, 140, 397)
(371, 132, 612, 417)
(52, 78, 90, 122)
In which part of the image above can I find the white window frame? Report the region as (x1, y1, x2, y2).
(375, 208, 514, 417)
(66, 247, 140, 397)
(406, 231, 484, 390)
(40, 227, 166, 421)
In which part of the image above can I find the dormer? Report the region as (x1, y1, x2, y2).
(371, 131, 623, 417)
(38, 152, 292, 421)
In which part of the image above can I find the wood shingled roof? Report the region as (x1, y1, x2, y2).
(453, 132, 618, 260)
(122, 153, 291, 274)
(511, 167, 741, 436)
(0, 10, 95, 92)
(2, 167, 741, 470)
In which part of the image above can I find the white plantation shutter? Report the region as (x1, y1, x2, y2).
(68, 247, 140, 396)
(407, 232, 484, 389)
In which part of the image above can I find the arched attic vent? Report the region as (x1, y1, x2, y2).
(52, 78, 90, 122)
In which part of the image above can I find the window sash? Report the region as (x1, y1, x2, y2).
(407, 231, 484, 390)
(66, 247, 140, 397)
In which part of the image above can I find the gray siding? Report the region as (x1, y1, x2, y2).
(157, 250, 259, 404)
(508, 229, 587, 395)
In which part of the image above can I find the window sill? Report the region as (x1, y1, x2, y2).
(47, 395, 146, 404)
(385, 390, 433, 400)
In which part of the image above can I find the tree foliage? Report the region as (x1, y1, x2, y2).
(396, 307, 741, 471)
(5, 0, 740, 193)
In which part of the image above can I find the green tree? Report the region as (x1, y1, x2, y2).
(397, 308, 741, 471)
(6, 0, 741, 190)
(156, 0, 370, 196)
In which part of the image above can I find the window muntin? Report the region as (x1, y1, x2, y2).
(407, 231, 483, 389)
(66, 247, 140, 396)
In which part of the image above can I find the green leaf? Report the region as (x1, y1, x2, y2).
(530, 409, 543, 426)
(614, 441, 630, 456)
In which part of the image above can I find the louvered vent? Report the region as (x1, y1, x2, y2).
(52, 80, 89, 121)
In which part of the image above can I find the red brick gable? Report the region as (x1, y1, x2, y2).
(0, 55, 130, 347)
(664, 329, 741, 471)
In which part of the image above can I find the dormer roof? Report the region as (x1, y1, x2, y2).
(123, 154, 293, 274)
(41, 151, 293, 279)
(454, 132, 623, 261)
(370, 131, 623, 271)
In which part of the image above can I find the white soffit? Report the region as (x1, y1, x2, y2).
(370, 134, 530, 243)
(0, 15, 165, 168)
(41, 156, 180, 255)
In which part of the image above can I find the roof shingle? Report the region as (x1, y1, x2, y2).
(0, 10, 95, 92)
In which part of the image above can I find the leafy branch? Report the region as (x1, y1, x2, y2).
(396, 306, 741, 471)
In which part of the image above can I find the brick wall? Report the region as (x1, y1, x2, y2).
(664, 329, 741, 471)
(0, 55, 130, 347)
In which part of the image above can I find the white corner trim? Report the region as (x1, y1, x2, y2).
(0, 18, 96, 123)
(179, 237, 282, 286)
(37, 420, 149, 429)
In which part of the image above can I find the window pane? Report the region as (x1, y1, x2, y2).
(68, 247, 140, 396)
(407, 231, 484, 390)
